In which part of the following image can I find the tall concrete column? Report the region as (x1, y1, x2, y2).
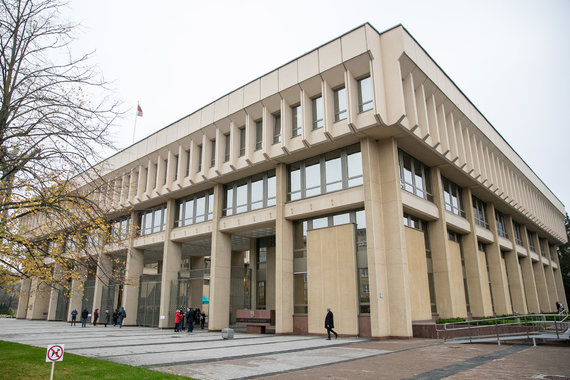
(122, 247, 144, 325)
(462, 189, 494, 317)
(158, 198, 182, 328)
(504, 216, 527, 314)
(530, 234, 550, 311)
(361, 137, 412, 337)
(27, 279, 50, 320)
(68, 264, 87, 322)
(429, 167, 465, 318)
(208, 183, 232, 331)
(485, 204, 512, 315)
(542, 243, 557, 313)
(520, 225, 540, 313)
(275, 163, 294, 334)
(92, 252, 113, 322)
(16, 278, 31, 319)
(47, 262, 64, 320)
(551, 246, 568, 307)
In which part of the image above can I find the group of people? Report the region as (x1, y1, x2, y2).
(174, 307, 206, 332)
(70, 306, 126, 328)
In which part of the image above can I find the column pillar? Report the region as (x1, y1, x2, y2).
(158, 198, 182, 328)
(208, 183, 232, 331)
(551, 245, 568, 308)
(462, 189, 494, 317)
(531, 233, 550, 311)
(47, 262, 64, 320)
(275, 163, 294, 334)
(361, 137, 412, 337)
(520, 225, 540, 313)
(92, 252, 113, 322)
(16, 278, 31, 319)
(485, 204, 512, 315)
(27, 279, 50, 320)
(429, 168, 463, 318)
(504, 216, 527, 314)
(542, 242, 557, 312)
(68, 264, 87, 322)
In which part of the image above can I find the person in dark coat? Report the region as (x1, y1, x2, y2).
(186, 308, 194, 333)
(118, 306, 126, 328)
(93, 308, 99, 326)
(70, 309, 78, 326)
(112, 309, 118, 326)
(200, 311, 206, 329)
(104, 310, 110, 327)
(81, 308, 89, 328)
(324, 308, 338, 340)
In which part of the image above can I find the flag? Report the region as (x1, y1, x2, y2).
(136, 103, 143, 117)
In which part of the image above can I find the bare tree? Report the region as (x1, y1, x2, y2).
(0, 0, 124, 291)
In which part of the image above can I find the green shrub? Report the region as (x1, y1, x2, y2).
(436, 317, 465, 324)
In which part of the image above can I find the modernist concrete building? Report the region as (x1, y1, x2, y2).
(17, 23, 567, 338)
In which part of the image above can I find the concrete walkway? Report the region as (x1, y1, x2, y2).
(1, 318, 569, 379)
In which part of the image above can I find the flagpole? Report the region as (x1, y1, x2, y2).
(132, 101, 139, 144)
(132, 113, 137, 144)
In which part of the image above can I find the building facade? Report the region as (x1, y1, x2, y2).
(17, 23, 567, 338)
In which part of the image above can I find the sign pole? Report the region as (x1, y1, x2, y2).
(50, 361, 55, 380)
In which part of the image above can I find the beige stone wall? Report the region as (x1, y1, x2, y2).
(448, 240, 467, 318)
(307, 224, 358, 336)
(478, 250, 494, 314)
(405, 227, 431, 320)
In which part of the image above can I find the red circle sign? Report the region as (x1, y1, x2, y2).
(47, 345, 64, 361)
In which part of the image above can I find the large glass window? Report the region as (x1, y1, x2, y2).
(223, 171, 276, 216)
(255, 120, 263, 151)
(175, 190, 214, 227)
(312, 95, 323, 130)
(197, 145, 202, 172)
(442, 177, 464, 217)
(273, 113, 281, 144)
(358, 76, 373, 113)
(398, 149, 433, 201)
(473, 196, 488, 228)
(224, 133, 230, 162)
(140, 205, 167, 235)
(334, 86, 347, 122)
(513, 222, 523, 246)
(287, 144, 362, 201)
(527, 231, 536, 252)
(239, 127, 245, 157)
(210, 139, 216, 168)
(291, 104, 301, 137)
(111, 217, 130, 241)
(495, 210, 508, 238)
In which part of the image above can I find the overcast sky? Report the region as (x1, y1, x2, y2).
(66, 0, 570, 212)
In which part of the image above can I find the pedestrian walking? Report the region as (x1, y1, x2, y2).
(112, 309, 118, 326)
(324, 308, 338, 340)
(118, 306, 126, 328)
(200, 311, 206, 329)
(93, 308, 99, 326)
(104, 310, 110, 327)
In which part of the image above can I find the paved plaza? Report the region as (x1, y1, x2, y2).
(1, 318, 569, 379)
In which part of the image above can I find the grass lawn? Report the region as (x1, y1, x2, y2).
(0, 340, 194, 379)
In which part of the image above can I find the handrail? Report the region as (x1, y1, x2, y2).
(436, 313, 569, 345)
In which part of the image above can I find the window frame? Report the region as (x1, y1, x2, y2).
(311, 95, 324, 130)
(333, 86, 347, 122)
(357, 75, 373, 113)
